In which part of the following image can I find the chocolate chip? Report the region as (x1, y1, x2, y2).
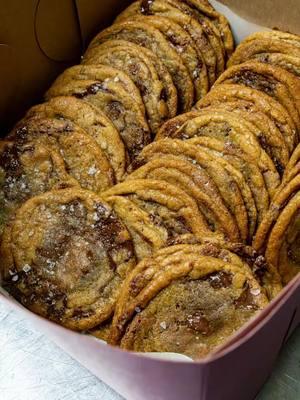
(140, 0, 154, 15)
(160, 88, 168, 102)
(187, 311, 212, 335)
(234, 282, 258, 310)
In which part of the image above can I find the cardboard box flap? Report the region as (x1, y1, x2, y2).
(218, 0, 300, 35)
(0, 0, 83, 132)
(34, 0, 82, 62)
(75, 0, 132, 47)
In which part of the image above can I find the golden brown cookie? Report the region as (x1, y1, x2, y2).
(183, 0, 234, 58)
(86, 40, 178, 120)
(114, 0, 217, 87)
(46, 65, 151, 162)
(26, 96, 127, 182)
(239, 30, 300, 46)
(157, 111, 280, 199)
(109, 244, 268, 358)
(83, 41, 171, 134)
(198, 102, 289, 175)
(151, 241, 281, 298)
(251, 53, 300, 79)
(88, 19, 194, 112)
(103, 178, 214, 241)
(134, 139, 247, 242)
(0, 139, 76, 234)
(196, 83, 297, 153)
(281, 143, 300, 185)
(227, 32, 300, 68)
(130, 14, 208, 101)
(214, 62, 300, 136)
(0, 188, 136, 330)
(265, 191, 300, 284)
(117, 0, 226, 80)
(155, 110, 201, 140)
(105, 195, 168, 261)
(128, 155, 237, 241)
(8, 117, 115, 192)
(253, 173, 300, 258)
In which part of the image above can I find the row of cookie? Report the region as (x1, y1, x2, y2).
(0, 0, 234, 233)
(0, 186, 270, 359)
(47, 0, 234, 151)
(90, 0, 234, 113)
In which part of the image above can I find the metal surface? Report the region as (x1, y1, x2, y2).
(0, 301, 299, 400)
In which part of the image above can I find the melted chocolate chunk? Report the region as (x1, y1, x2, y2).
(200, 243, 222, 258)
(234, 283, 258, 310)
(232, 71, 276, 96)
(140, 0, 154, 15)
(228, 244, 268, 280)
(160, 88, 168, 102)
(205, 271, 233, 289)
(187, 311, 212, 335)
(0, 144, 22, 177)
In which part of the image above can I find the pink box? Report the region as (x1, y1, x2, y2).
(0, 1, 299, 399)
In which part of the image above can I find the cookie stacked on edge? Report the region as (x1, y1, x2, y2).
(0, 0, 234, 235)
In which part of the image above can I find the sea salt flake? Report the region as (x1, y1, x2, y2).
(88, 165, 98, 176)
(22, 264, 31, 273)
(46, 259, 56, 270)
(93, 212, 100, 221)
(12, 274, 19, 282)
(250, 288, 261, 296)
(160, 321, 167, 330)
(135, 307, 141, 313)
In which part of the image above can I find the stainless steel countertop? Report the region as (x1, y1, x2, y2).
(0, 302, 299, 400)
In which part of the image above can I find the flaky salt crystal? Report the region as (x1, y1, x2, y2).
(12, 274, 19, 282)
(88, 165, 97, 176)
(22, 264, 31, 273)
(160, 321, 167, 330)
(93, 212, 100, 221)
(250, 288, 261, 296)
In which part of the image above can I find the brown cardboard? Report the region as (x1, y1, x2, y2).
(218, 0, 300, 35)
(0, 0, 82, 131)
